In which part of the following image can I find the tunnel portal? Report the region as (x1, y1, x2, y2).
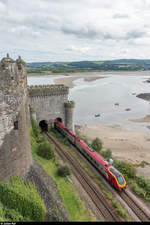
(55, 117, 62, 122)
(39, 120, 48, 132)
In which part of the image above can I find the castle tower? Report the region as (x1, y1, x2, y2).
(28, 85, 75, 132)
(64, 101, 75, 132)
(0, 54, 32, 181)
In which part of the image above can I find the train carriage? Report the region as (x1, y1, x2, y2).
(54, 121, 127, 191)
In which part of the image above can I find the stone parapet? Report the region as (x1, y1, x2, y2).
(28, 84, 69, 97)
(64, 101, 75, 108)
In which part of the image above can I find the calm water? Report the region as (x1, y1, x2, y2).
(27, 74, 150, 133)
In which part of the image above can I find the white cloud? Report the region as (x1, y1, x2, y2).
(0, 0, 150, 62)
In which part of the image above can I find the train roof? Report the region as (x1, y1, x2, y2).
(77, 138, 110, 168)
(56, 121, 110, 169)
(56, 121, 76, 136)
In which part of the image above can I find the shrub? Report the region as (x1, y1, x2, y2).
(37, 135, 47, 143)
(31, 119, 41, 139)
(91, 137, 102, 153)
(0, 177, 46, 221)
(58, 164, 71, 177)
(100, 149, 112, 160)
(4, 208, 25, 221)
(131, 182, 146, 199)
(112, 200, 128, 218)
(37, 139, 55, 160)
(0, 217, 6, 222)
(0, 202, 4, 219)
(80, 136, 90, 145)
(63, 137, 70, 146)
(114, 160, 136, 179)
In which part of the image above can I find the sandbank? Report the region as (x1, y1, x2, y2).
(129, 114, 150, 123)
(54, 75, 103, 88)
(76, 124, 150, 178)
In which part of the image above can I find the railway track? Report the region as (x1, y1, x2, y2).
(69, 139, 150, 222)
(119, 191, 150, 222)
(45, 132, 124, 222)
(63, 133, 150, 222)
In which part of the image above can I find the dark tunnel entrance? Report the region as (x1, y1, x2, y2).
(55, 117, 62, 122)
(39, 120, 48, 132)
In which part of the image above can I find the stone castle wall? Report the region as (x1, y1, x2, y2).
(28, 85, 75, 131)
(0, 55, 32, 181)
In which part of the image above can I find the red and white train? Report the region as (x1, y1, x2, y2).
(54, 121, 127, 191)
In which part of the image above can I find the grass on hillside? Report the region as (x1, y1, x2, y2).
(30, 123, 97, 222)
(0, 177, 46, 222)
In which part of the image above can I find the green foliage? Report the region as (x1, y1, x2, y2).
(79, 135, 90, 145)
(30, 127, 39, 153)
(30, 120, 55, 160)
(112, 200, 128, 218)
(0, 177, 46, 221)
(0, 202, 5, 220)
(130, 181, 146, 199)
(27, 59, 150, 74)
(0, 217, 6, 222)
(91, 137, 102, 153)
(4, 208, 31, 222)
(113, 160, 136, 180)
(100, 149, 112, 160)
(58, 164, 71, 177)
(136, 160, 150, 168)
(135, 177, 150, 202)
(37, 139, 55, 160)
(36, 135, 47, 143)
(31, 119, 41, 139)
(63, 137, 70, 146)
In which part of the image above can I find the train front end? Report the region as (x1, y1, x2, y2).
(108, 166, 127, 191)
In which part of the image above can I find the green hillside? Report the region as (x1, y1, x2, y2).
(27, 59, 150, 74)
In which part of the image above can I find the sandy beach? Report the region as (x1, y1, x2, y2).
(76, 124, 150, 178)
(129, 114, 150, 123)
(53, 73, 150, 178)
(54, 75, 103, 88)
(54, 70, 150, 88)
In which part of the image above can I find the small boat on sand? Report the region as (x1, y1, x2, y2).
(95, 114, 100, 117)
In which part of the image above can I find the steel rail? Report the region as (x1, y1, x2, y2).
(46, 132, 124, 222)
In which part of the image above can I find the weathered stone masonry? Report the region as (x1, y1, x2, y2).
(0, 55, 32, 181)
(28, 85, 75, 132)
(0, 55, 75, 182)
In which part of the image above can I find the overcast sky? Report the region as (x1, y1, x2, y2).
(0, 0, 150, 62)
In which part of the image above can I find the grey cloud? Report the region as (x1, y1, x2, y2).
(113, 13, 129, 19)
(60, 23, 146, 42)
(61, 26, 99, 39)
(0, 0, 150, 61)
(125, 30, 146, 40)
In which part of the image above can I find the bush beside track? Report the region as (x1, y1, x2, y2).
(30, 120, 97, 221)
(77, 135, 150, 204)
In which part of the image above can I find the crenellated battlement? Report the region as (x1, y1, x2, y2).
(0, 54, 26, 73)
(29, 84, 75, 131)
(64, 101, 75, 108)
(28, 84, 69, 97)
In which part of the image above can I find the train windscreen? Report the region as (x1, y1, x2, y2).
(109, 167, 124, 185)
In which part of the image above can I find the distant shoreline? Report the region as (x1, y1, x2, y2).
(27, 70, 150, 77)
